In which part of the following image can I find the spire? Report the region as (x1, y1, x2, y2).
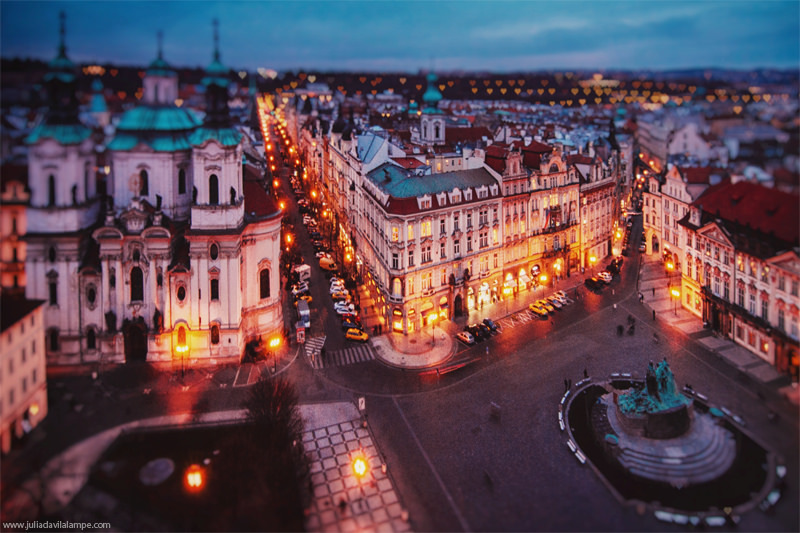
(58, 11, 67, 58)
(157, 30, 163, 60)
(213, 18, 220, 63)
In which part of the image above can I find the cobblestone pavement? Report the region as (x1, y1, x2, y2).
(303, 418, 411, 532)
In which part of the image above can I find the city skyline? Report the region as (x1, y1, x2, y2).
(1, 0, 799, 72)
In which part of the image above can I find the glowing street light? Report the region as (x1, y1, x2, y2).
(185, 464, 205, 492)
(352, 456, 369, 479)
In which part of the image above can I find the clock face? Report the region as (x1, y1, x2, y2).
(129, 174, 141, 193)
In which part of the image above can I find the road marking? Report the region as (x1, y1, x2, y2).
(392, 397, 471, 532)
(312, 343, 376, 369)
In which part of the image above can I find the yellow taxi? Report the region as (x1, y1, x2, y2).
(345, 328, 369, 342)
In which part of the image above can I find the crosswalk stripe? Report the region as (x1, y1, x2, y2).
(313, 343, 376, 370)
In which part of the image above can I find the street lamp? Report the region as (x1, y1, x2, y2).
(429, 314, 438, 347)
(184, 464, 205, 493)
(176, 343, 188, 378)
(269, 336, 281, 373)
(539, 274, 548, 299)
(589, 256, 597, 276)
(671, 287, 680, 315)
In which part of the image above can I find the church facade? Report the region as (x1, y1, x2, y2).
(24, 19, 283, 365)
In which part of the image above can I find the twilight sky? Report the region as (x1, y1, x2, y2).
(1, 0, 798, 72)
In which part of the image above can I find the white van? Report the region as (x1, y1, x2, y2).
(292, 264, 311, 282)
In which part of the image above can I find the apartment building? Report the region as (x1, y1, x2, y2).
(680, 180, 799, 380)
(1, 294, 47, 453)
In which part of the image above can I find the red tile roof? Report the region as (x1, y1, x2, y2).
(244, 180, 280, 218)
(566, 154, 594, 166)
(391, 157, 427, 169)
(680, 166, 716, 184)
(695, 180, 799, 244)
(444, 126, 491, 144)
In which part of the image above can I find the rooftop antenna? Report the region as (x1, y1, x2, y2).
(157, 30, 163, 60)
(213, 18, 220, 62)
(58, 11, 67, 57)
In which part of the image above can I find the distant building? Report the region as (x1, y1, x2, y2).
(0, 162, 28, 294)
(0, 294, 47, 454)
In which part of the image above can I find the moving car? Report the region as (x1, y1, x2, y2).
(291, 282, 309, 296)
(345, 328, 369, 342)
(338, 313, 360, 324)
(639, 243, 647, 253)
(598, 271, 613, 284)
(584, 277, 602, 290)
(334, 302, 355, 313)
(464, 324, 486, 341)
(476, 323, 492, 338)
(319, 257, 338, 271)
(456, 331, 476, 345)
(294, 294, 313, 304)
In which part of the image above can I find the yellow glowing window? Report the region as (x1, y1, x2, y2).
(392, 226, 399, 242)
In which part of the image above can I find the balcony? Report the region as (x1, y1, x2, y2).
(388, 294, 403, 304)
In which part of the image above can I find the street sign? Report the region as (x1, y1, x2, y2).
(296, 326, 305, 344)
(358, 396, 365, 411)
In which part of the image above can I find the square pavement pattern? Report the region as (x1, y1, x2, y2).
(303, 419, 411, 532)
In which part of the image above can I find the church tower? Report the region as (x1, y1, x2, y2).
(189, 19, 244, 232)
(25, 11, 99, 235)
(419, 72, 445, 146)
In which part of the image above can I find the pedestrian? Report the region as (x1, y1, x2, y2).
(653, 309, 656, 321)
(485, 345, 489, 356)
(564, 378, 569, 391)
(583, 368, 588, 379)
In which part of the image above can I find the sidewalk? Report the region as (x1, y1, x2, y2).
(637, 253, 793, 400)
(362, 269, 589, 370)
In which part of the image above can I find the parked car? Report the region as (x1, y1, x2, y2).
(584, 277, 602, 290)
(335, 306, 355, 315)
(341, 320, 362, 331)
(456, 331, 476, 345)
(338, 313, 360, 324)
(465, 324, 486, 341)
(482, 318, 499, 332)
(528, 303, 548, 318)
(639, 243, 647, 252)
(476, 323, 492, 338)
(554, 290, 567, 301)
(546, 295, 563, 309)
(334, 302, 355, 313)
(294, 294, 313, 305)
(329, 284, 346, 294)
(331, 292, 351, 302)
(598, 271, 613, 283)
(345, 328, 369, 342)
(537, 299, 555, 313)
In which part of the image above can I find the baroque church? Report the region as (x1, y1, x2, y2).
(24, 18, 283, 365)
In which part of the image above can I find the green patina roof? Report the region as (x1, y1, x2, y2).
(190, 126, 242, 147)
(43, 71, 76, 84)
(116, 106, 201, 132)
(107, 132, 194, 152)
(423, 72, 442, 107)
(48, 53, 76, 73)
(90, 93, 108, 113)
(146, 57, 176, 77)
(26, 123, 92, 145)
(367, 163, 497, 199)
(202, 59, 229, 87)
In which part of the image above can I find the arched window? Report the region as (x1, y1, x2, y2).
(140, 169, 149, 196)
(86, 285, 97, 305)
(49, 329, 59, 352)
(210, 244, 219, 260)
(177, 325, 186, 345)
(130, 267, 144, 301)
(178, 169, 186, 195)
(209, 174, 219, 205)
(211, 325, 220, 345)
(393, 278, 402, 296)
(49, 278, 58, 305)
(434, 123, 441, 139)
(259, 269, 270, 299)
(48, 175, 56, 206)
(86, 328, 96, 350)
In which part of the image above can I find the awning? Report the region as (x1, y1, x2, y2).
(503, 279, 518, 288)
(520, 272, 531, 284)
